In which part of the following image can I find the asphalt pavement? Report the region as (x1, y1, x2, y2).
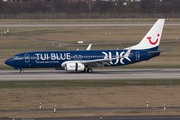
(0, 69, 180, 81)
(1, 116, 180, 120)
(0, 23, 180, 27)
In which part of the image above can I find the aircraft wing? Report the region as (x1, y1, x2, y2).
(61, 48, 132, 68)
(80, 47, 132, 67)
(80, 58, 111, 67)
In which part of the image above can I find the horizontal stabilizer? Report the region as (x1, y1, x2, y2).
(148, 49, 174, 54)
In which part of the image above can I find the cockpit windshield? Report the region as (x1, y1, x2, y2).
(13, 56, 19, 59)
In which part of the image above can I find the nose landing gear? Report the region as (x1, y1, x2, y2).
(20, 69, 24, 74)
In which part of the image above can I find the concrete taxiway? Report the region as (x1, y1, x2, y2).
(0, 69, 180, 81)
(0, 23, 180, 27)
(1, 116, 180, 120)
(1, 107, 180, 120)
(1, 107, 180, 113)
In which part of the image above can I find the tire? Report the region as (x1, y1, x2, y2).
(87, 68, 93, 73)
(20, 70, 24, 74)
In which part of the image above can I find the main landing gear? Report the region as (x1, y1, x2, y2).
(82, 68, 93, 73)
(87, 68, 93, 73)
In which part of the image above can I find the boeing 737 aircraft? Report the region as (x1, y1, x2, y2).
(5, 19, 166, 73)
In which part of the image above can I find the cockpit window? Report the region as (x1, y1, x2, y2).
(13, 56, 19, 59)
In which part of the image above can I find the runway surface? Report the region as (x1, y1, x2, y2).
(1, 107, 180, 119)
(1, 107, 180, 120)
(1, 107, 180, 113)
(0, 69, 180, 81)
(1, 116, 180, 120)
(0, 23, 180, 27)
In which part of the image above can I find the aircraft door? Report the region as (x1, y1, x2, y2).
(25, 53, 30, 63)
(136, 51, 140, 61)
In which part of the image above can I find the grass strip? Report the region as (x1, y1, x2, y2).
(1, 79, 180, 89)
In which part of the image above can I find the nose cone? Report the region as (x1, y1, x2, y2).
(5, 58, 13, 67)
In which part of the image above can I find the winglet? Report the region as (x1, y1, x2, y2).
(86, 44, 92, 50)
(124, 47, 132, 57)
(124, 47, 132, 62)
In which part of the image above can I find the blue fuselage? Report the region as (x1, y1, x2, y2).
(5, 49, 159, 69)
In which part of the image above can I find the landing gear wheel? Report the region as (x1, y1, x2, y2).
(87, 68, 93, 73)
(20, 70, 24, 74)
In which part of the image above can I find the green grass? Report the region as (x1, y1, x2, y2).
(1, 79, 180, 89)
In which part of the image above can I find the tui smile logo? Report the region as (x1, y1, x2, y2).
(147, 34, 160, 45)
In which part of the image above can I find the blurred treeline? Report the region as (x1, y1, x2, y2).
(0, 0, 180, 14)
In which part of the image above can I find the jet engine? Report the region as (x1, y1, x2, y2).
(65, 62, 85, 71)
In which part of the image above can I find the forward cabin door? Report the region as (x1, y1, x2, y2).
(25, 53, 30, 63)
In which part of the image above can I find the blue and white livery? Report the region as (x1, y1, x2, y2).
(5, 19, 165, 73)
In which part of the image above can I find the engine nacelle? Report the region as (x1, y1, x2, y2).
(65, 62, 85, 71)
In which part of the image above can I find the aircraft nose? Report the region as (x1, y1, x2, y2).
(5, 58, 13, 66)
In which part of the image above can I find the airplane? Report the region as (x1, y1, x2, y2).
(5, 19, 166, 73)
